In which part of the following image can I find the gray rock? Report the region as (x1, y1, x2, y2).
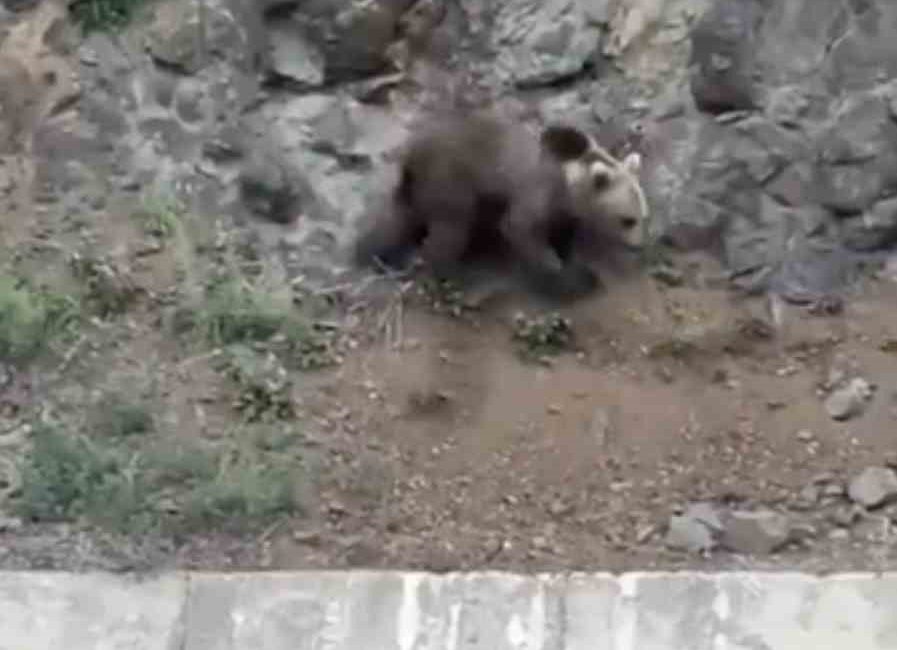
(239, 155, 300, 224)
(689, 0, 764, 114)
(765, 85, 810, 128)
(286, 0, 415, 82)
(684, 502, 726, 533)
(267, 20, 326, 86)
(492, 0, 600, 88)
(819, 97, 895, 165)
(853, 514, 892, 542)
(772, 229, 857, 306)
(825, 377, 873, 421)
(841, 197, 897, 252)
(823, 2, 897, 93)
(721, 509, 791, 555)
(665, 515, 716, 553)
(848, 467, 897, 509)
(145, 0, 247, 73)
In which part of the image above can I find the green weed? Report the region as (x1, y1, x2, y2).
(511, 311, 576, 362)
(92, 391, 154, 438)
(135, 194, 183, 241)
(0, 277, 79, 365)
(70, 0, 152, 33)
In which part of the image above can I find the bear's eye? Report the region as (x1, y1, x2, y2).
(593, 172, 610, 190)
(620, 217, 638, 230)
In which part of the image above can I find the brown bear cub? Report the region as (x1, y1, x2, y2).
(353, 111, 649, 299)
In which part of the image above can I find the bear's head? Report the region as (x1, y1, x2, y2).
(541, 124, 649, 250)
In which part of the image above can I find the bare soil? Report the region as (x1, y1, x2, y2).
(254, 257, 897, 574)
(3, 214, 897, 573)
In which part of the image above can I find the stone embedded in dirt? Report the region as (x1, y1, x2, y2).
(685, 502, 726, 533)
(664, 515, 716, 553)
(664, 502, 725, 553)
(792, 484, 819, 511)
(589, 407, 612, 447)
(830, 505, 862, 528)
(825, 377, 873, 421)
(720, 509, 791, 556)
(848, 467, 897, 509)
(853, 515, 892, 543)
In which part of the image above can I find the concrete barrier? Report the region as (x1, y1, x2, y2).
(1, 571, 895, 649)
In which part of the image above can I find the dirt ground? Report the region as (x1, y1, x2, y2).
(3, 219, 897, 573)
(253, 255, 897, 574)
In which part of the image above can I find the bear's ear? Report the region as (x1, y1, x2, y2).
(541, 125, 593, 161)
(621, 151, 642, 174)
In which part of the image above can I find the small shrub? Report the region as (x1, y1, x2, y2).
(179, 457, 303, 533)
(93, 392, 154, 438)
(184, 277, 338, 369)
(0, 277, 79, 364)
(134, 194, 183, 241)
(512, 311, 576, 361)
(419, 277, 469, 317)
(143, 442, 219, 487)
(17, 424, 308, 535)
(217, 344, 296, 422)
(17, 424, 130, 523)
(197, 278, 290, 346)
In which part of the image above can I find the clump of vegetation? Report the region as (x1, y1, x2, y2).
(216, 345, 296, 422)
(16, 423, 309, 535)
(69, 0, 152, 33)
(134, 194, 183, 242)
(418, 276, 470, 317)
(16, 424, 141, 526)
(70, 253, 141, 317)
(511, 311, 576, 362)
(0, 277, 79, 365)
(178, 276, 339, 369)
(92, 391, 154, 438)
(179, 459, 299, 533)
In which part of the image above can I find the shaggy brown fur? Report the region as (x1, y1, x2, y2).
(354, 111, 648, 299)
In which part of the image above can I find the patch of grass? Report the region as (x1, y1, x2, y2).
(0, 277, 80, 365)
(195, 278, 295, 346)
(134, 194, 183, 241)
(511, 311, 576, 362)
(16, 423, 309, 535)
(179, 459, 300, 533)
(69, 0, 152, 33)
(179, 276, 339, 369)
(92, 391, 154, 438)
(16, 424, 139, 525)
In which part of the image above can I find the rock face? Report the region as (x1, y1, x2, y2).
(3, 0, 897, 291)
